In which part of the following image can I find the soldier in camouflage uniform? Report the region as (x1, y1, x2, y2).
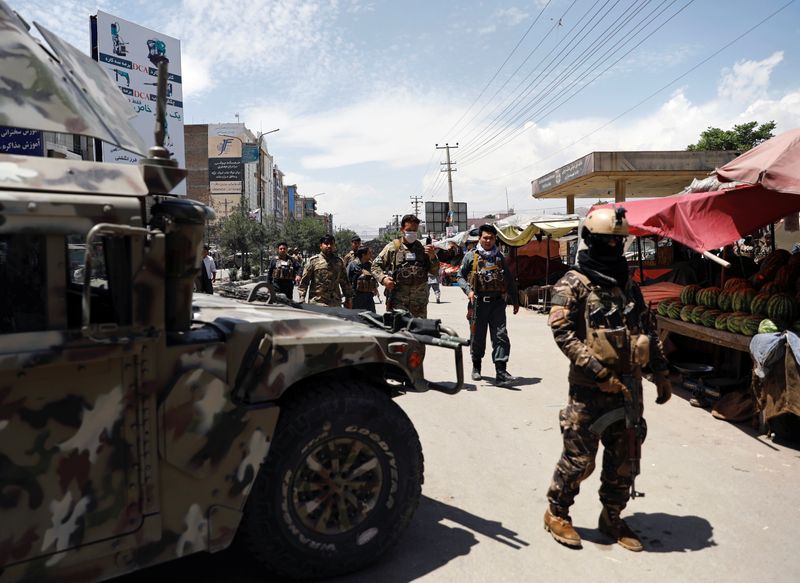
(342, 235, 361, 267)
(298, 234, 353, 307)
(347, 246, 379, 312)
(372, 214, 439, 318)
(543, 207, 673, 552)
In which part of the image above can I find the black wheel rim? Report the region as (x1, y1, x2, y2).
(291, 437, 384, 536)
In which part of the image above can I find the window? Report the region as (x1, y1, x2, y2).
(0, 235, 47, 333)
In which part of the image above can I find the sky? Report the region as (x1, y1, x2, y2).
(19, 0, 800, 238)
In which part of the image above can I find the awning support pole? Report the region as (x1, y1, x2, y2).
(636, 237, 645, 283)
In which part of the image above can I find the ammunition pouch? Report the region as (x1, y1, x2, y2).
(356, 273, 378, 293)
(475, 270, 506, 293)
(395, 263, 427, 285)
(273, 261, 295, 281)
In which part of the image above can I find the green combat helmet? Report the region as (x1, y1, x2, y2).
(0, 3, 467, 581)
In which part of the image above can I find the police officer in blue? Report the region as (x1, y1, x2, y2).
(458, 224, 519, 386)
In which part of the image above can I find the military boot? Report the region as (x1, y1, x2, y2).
(598, 508, 643, 552)
(543, 508, 581, 548)
(495, 369, 517, 387)
(471, 361, 482, 381)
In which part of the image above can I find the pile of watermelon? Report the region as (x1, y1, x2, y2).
(655, 249, 800, 336)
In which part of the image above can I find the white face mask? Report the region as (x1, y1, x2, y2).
(404, 231, 418, 243)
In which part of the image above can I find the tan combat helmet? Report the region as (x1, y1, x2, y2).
(583, 206, 630, 237)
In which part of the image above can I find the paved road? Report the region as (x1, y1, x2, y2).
(121, 284, 800, 583)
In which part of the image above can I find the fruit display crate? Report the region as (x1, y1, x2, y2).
(656, 315, 752, 353)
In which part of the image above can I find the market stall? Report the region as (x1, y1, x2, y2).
(600, 129, 800, 436)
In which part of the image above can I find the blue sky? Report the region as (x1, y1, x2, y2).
(20, 0, 800, 237)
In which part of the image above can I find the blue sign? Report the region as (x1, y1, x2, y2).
(241, 143, 259, 163)
(0, 127, 44, 156)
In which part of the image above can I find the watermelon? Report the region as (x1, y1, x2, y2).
(759, 281, 785, 295)
(758, 319, 780, 334)
(698, 287, 721, 307)
(773, 265, 799, 289)
(667, 302, 684, 319)
(759, 248, 791, 271)
(766, 292, 799, 323)
(680, 304, 696, 322)
(715, 312, 732, 331)
(700, 309, 722, 327)
(680, 285, 701, 305)
(731, 288, 756, 313)
(749, 292, 772, 316)
(726, 312, 747, 334)
(723, 277, 748, 291)
(690, 305, 707, 324)
(717, 290, 734, 312)
(791, 320, 800, 334)
(657, 298, 679, 317)
(740, 315, 763, 336)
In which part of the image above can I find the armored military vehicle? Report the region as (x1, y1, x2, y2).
(0, 4, 465, 581)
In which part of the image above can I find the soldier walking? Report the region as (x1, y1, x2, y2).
(347, 246, 378, 312)
(372, 214, 439, 318)
(343, 235, 361, 267)
(457, 224, 519, 386)
(543, 207, 672, 551)
(298, 234, 353, 308)
(267, 241, 302, 300)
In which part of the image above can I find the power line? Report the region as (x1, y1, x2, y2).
(501, 0, 796, 209)
(410, 194, 423, 215)
(461, 0, 693, 167)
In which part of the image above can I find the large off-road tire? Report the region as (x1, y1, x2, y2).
(240, 381, 423, 580)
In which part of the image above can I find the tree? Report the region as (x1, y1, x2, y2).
(280, 217, 328, 255)
(334, 228, 360, 254)
(219, 207, 257, 269)
(686, 121, 776, 152)
(381, 229, 399, 244)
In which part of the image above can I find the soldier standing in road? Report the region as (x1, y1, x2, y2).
(343, 235, 361, 267)
(298, 234, 353, 307)
(543, 207, 672, 552)
(372, 214, 439, 318)
(267, 241, 302, 300)
(347, 246, 378, 312)
(457, 224, 519, 386)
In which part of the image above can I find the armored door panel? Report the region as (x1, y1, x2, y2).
(0, 344, 142, 568)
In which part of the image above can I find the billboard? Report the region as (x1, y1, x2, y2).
(0, 127, 43, 157)
(425, 201, 468, 234)
(91, 11, 185, 194)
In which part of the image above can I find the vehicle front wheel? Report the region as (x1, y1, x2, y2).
(240, 380, 423, 580)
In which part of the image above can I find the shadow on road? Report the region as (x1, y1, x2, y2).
(576, 512, 715, 553)
(488, 376, 542, 392)
(334, 495, 529, 582)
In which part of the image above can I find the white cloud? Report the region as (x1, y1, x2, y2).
(718, 51, 784, 103)
(496, 7, 530, 27)
(478, 25, 497, 36)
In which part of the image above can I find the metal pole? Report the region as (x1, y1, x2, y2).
(545, 234, 551, 285)
(636, 237, 645, 284)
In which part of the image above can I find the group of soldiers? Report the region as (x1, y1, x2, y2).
(262, 207, 672, 552)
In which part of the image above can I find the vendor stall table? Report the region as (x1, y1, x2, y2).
(656, 315, 751, 352)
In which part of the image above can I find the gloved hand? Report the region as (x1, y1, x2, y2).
(654, 371, 672, 404)
(597, 374, 626, 394)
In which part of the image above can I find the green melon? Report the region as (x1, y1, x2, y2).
(690, 305, 707, 324)
(723, 277, 748, 291)
(750, 292, 772, 316)
(731, 288, 756, 313)
(717, 290, 733, 311)
(667, 302, 684, 319)
(680, 304, 697, 322)
(760, 281, 785, 295)
(773, 265, 799, 289)
(657, 300, 671, 317)
(680, 285, 701, 305)
(700, 309, 722, 327)
(760, 249, 791, 272)
(715, 312, 732, 331)
(741, 315, 763, 336)
(698, 287, 721, 307)
(766, 292, 799, 323)
(758, 318, 780, 334)
(726, 312, 747, 334)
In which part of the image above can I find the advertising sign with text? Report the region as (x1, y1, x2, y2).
(92, 11, 185, 194)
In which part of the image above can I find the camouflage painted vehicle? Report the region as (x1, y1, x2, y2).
(0, 4, 465, 581)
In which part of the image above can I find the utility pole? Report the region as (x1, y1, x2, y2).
(436, 142, 458, 231)
(410, 194, 422, 216)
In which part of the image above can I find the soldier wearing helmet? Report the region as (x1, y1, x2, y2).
(543, 206, 672, 552)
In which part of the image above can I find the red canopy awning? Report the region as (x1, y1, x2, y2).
(716, 128, 800, 194)
(598, 184, 800, 252)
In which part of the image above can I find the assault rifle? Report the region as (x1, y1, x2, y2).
(588, 304, 646, 500)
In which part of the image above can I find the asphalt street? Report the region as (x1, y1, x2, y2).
(122, 284, 800, 583)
